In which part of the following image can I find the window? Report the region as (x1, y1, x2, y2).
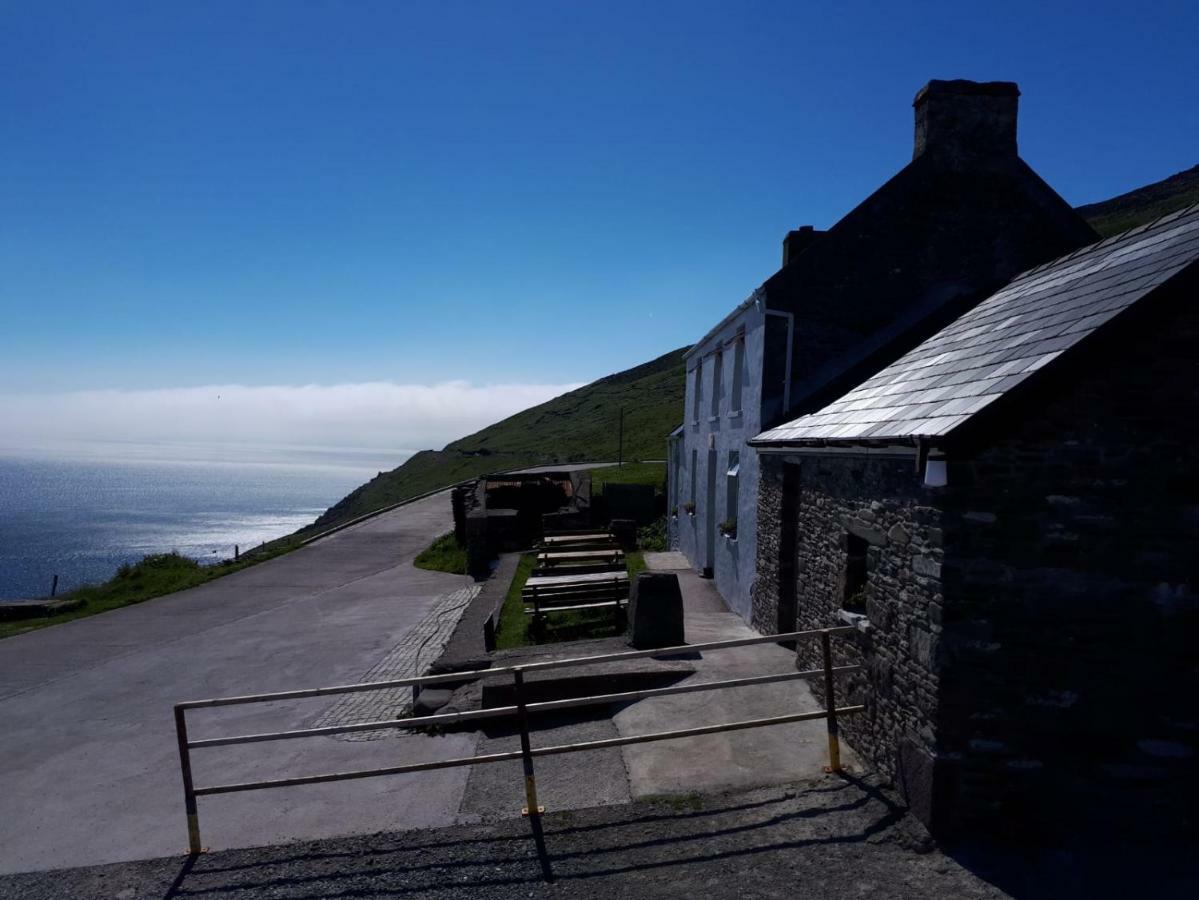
(843, 533, 868, 613)
(690, 448, 698, 505)
(692, 362, 702, 423)
(725, 451, 740, 521)
(731, 334, 745, 414)
(710, 351, 723, 418)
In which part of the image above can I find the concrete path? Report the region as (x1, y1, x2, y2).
(617, 556, 852, 797)
(0, 491, 480, 875)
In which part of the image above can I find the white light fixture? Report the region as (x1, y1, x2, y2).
(924, 458, 948, 487)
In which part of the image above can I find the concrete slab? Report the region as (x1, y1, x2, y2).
(457, 715, 632, 823)
(0, 491, 483, 875)
(615, 570, 856, 798)
(643, 551, 691, 571)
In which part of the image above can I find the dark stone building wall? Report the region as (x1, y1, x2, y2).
(752, 453, 947, 811)
(931, 294, 1199, 838)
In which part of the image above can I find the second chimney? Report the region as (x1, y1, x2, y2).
(913, 79, 1019, 161)
(782, 225, 823, 266)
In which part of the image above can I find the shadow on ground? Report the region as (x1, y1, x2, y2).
(4, 773, 1196, 899)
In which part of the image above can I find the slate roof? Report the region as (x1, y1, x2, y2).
(754, 204, 1199, 446)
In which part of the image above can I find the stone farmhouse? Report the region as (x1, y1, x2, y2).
(751, 205, 1199, 838)
(667, 79, 1097, 621)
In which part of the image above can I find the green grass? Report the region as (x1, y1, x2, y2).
(590, 461, 667, 495)
(0, 541, 301, 640)
(1076, 163, 1199, 237)
(312, 348, 687, 531)
(413, 532, 468, 575)
(494, 553, 538, 650)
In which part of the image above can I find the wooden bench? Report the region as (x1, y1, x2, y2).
(523, 571, 630, 618)
(538, 549, 624, 567)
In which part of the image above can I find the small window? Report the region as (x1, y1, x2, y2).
(711, 351, 723, 418)
(731, 334, 745, 413)
(690, 448, 698, 504)
(843, 533, 868, 613)
(692, 363, 702, 423)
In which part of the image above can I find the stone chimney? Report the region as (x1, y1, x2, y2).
(782, 225, 824, 266)
(913, 79, 1019, 161)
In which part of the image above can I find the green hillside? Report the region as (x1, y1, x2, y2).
(312, 347, 687, 529)
(1077, 164, 1199, 236)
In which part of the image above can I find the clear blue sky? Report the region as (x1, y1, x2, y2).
(2, 0, 1196, 398)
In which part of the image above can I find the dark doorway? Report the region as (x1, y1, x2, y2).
(777, 463, 800, 635)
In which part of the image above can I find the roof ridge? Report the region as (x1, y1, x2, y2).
(1007, 201, 1199, 284)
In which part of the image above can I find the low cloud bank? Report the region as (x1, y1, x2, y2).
(0, 380, 583, 455)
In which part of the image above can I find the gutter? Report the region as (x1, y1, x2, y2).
(751, 443, 919, 459)
(762, 305, 795, 414)
(682, 290, 761, 361)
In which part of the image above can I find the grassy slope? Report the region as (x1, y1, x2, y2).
(0, 543, 300, 639)
(313, 347, 687, 529)
(413, 532, 468, 575)
(1076, 164, 1199, 237)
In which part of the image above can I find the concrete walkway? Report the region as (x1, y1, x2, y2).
(617, 554, 851, 797)
(0, 492, 479, 875)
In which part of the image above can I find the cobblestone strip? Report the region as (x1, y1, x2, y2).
(310, 584, 481, 740)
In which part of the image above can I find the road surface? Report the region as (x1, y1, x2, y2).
(0, 491, 477, 874)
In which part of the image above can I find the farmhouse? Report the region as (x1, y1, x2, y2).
(750, 205, 1199, 837)
(668, 79, 1097, 621)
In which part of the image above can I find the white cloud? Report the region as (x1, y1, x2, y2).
(0, 380, 583, 456)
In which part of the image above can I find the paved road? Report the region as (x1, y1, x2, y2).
(0, 491, 479, 875)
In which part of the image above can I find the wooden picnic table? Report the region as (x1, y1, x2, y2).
(540, 534, 615, 545)
(538, 549, 624, 563)
(525, 570, 629, 589)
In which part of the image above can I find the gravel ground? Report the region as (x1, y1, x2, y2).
(4, 773, 1195, 899)
(0, 774, 1002, 899)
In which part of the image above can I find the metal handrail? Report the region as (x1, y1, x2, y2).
(188, 665, 862, 748)
(172, 626, 862, 858)
(175, 625, 856, 710)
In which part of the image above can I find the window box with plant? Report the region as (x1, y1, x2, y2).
(670, 505, 679, 519)
(683, 502, 696, 517)
(719, 519, 738, 540)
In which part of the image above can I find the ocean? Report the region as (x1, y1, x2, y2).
(0, 441, 407, 600)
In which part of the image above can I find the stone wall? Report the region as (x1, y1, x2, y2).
(929, 295, 1199, 839)
(752, 452, 946, 812)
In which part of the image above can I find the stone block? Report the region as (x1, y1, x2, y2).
(627, 573, 685, 649)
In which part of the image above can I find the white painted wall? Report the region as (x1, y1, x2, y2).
(668, 300, 767, 622)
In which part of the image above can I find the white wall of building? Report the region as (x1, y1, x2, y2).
(668, 299, 767, 622)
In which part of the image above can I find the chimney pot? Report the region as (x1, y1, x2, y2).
(782, 225, 823, 266)
(913, 79, 1019, 161)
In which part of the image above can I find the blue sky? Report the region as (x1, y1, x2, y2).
(1, 1, 1195, 450)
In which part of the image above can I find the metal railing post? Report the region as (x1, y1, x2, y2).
(513, 668, 553, 881)
(513, 669, 543, 817)
(820, 630, 842, 773)
(173, 705, 203, 854)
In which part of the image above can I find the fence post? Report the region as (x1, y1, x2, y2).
(820, 630, 842, 773)
(173, 706, 204, 854)
(513, 668, 553, 881)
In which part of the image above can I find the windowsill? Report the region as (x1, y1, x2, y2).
(708, 416, 720, 423)
(728, 410, 743, 419)
(837, 609, 872, 633)
(691, 420, 700, 427)
(722, 534, 738, 544)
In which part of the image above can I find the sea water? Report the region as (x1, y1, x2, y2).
(0, 441, 406, 600)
